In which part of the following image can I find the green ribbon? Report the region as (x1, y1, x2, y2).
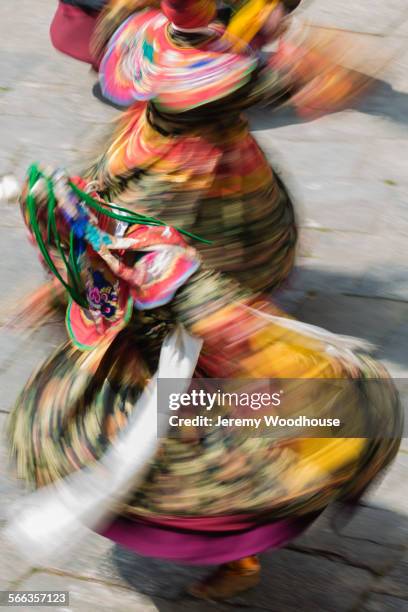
(26, 164, 87, 306)
(67, 179, 212, 245)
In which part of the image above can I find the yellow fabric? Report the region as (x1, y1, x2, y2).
(224, 0, 280, 48)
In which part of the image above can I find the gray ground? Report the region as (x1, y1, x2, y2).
(0, 1, 407, 610)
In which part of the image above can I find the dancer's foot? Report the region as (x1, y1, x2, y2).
(188, 556, 261, 600)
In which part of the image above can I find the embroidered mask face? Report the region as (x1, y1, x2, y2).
(86, 269, 120, 319)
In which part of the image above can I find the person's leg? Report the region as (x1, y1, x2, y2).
(188, 555, 261, 600)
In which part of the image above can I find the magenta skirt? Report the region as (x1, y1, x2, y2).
(101, 513, 316, 565)
(50, 2, 100, 67)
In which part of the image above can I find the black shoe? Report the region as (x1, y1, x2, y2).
(92, 82, 127, 110)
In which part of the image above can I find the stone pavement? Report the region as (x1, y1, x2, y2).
(0, 0, 407, 610)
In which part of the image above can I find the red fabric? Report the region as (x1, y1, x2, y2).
(50, 2, 100, 67)
(161, 0, 216, 29)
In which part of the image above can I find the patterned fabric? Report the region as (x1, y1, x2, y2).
(9, 268, 402, 518)
(100, 11, 257, 109)
(7, 9, 402, 552)
(93, 65, 295, 292)
(20, 166, 200, 349)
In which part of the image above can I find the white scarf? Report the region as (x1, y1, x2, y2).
(4, 326, 202, 567)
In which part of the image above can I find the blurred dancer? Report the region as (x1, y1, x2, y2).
(9, 0, 401, 601)
(91, 1, 302, 291)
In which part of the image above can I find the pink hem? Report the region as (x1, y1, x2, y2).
(100, 515, 316, 565)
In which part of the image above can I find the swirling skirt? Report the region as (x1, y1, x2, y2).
(8, 303, 402, 562)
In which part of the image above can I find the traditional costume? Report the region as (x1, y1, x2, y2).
(8, 0, 402, 600)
